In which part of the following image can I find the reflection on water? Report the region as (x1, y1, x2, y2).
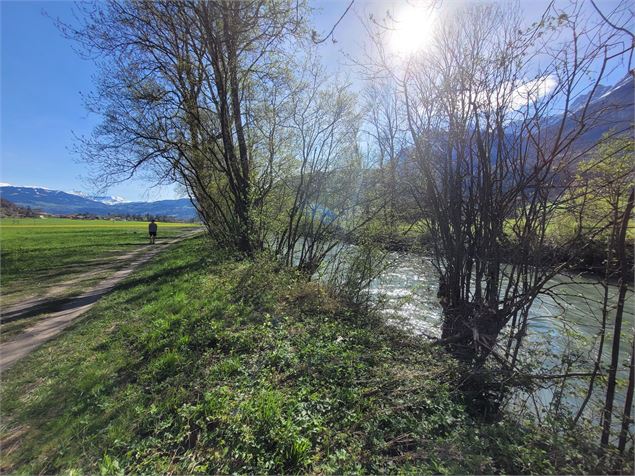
(369, 250, 634, 419)
(369, 254, 443, 336)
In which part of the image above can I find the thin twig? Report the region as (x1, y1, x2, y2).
(312, 0, 355, 44)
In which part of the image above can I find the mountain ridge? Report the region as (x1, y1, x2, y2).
(0, 185, 197, 220)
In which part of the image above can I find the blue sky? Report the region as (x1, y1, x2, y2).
(1, 1, 629, 201)
(1, 1, 179, 201)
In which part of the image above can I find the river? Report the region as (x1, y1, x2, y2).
(368, 250, 634, 424)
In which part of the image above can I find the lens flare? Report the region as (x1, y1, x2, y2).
(390, 5, 437, 56)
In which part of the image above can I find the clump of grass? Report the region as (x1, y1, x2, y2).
(0, 237, 625, 475)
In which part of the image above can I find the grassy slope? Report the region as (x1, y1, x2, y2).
(0, 218, 199, 300)
(0, 237, 616, 475)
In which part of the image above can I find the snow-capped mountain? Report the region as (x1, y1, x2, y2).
(553, 74, 634, 149)
(70, 190, 128, 205)
(0, 185, 197, 220)
(388, 74, 633, 175)
(569, 84, 613, 112)
(571, 74, 633, 113)
(95, 195, 128, 205)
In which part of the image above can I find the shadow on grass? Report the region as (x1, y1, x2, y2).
(1, 259, 205, 325)
(2, 243, 146, 255)
(1, 239, 217, 469)
(30, 256, 137, 275)
(110, 259, 209, 296)
(0, 241, 202, 324)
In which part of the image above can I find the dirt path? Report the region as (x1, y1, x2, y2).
(1, 246, 157, 322)
(0, 230, 201, 372)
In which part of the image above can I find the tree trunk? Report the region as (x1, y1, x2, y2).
(573, 207, 618, 425)
(601, 188, 634, 447)
(441, 302, 504, 364)
(618, 339, 634, 454)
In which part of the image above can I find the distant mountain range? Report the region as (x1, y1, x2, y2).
(391, 74, 633, 172)
(0, 185, 198, 220)
(555, 74, 634, 150)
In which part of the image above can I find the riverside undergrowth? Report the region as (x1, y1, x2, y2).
(0, 237, 623, 474)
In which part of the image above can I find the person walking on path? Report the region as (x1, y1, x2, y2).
(148, 219, 158, 244)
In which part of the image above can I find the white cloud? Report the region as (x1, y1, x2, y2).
(509, 75, 558, 109)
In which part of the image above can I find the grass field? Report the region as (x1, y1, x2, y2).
(0, 236, 618, 475)
(0, 218, 200, 311)
(0, 237, 463, 474)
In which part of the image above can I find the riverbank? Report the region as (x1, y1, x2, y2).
(370, 229, 633, 276)
(1, 236, 629, 474)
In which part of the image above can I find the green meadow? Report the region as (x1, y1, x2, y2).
(0, 218, 200, 306)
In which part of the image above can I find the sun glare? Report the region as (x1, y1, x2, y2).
(390, 5, 437, 56)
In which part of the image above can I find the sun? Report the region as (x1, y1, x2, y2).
(389, 4, 437, 56)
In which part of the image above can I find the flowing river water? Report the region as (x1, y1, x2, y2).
(367, 250, 634, 423)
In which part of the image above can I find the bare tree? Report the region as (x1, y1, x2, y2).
(572, 135, 634, 426)
(618, 339, 635, 453)
(60, 0, 305, 253)
(267, 58, 380, 275)
(366, 1, 632, 367)
(363, 80, 408, 236)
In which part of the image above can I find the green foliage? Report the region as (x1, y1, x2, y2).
(0, 237, 628, 474)
(578, 135, 634, 200)
(559, 134, 635, 244)
(98, 454, 124, 476)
